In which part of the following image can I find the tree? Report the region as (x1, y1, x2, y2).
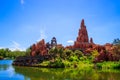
(74, 50, 83, 58)
(91, 50, 99, 58)
(113, 38, 120, 45)
(111, 38, 120, 61)
(90, 50, 99, 62)
(0, 48, 27, 59)
(26, 47, 31, 56)
(0, 49, 7, 57)
(63, 49, 73, 60)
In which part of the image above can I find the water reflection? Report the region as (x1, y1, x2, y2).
(14, 66, 120, 80)
(0, 65, 9, 70)
(0, 60, 27, 80)
(1, 60, 120, 80)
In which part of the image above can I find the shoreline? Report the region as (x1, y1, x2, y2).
(12, 60, 120, 70)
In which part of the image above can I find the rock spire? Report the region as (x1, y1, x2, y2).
(74, 19, 89, 49)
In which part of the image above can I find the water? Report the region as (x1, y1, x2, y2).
(0, 60, 120, 80)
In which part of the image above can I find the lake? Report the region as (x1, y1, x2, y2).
(0, 60, 120, 80)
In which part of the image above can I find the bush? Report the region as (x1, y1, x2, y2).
(49, 58, 65, 68)
(63, 60, 71, 67)
(69, 55, 79, 62)
(63, 49, 73, 58)
(91, 50, 99, 58)
(74, 50, 83, 58)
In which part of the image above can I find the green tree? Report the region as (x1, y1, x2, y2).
(0, 48, 26, 59)
(0, 49, 8, 58)
(48, 47, 60, 61)
(25, 47, 31, 56)
(74, 50, 83, 58)
(90, 50, 99, 61)
(63, 49, 73, 60)
(57, 48, 64, 58)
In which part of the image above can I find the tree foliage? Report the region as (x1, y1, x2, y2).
(113, 38, 120, 45)
(0, 48, 30, 59)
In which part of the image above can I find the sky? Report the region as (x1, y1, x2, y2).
(0, 0, 120, 51)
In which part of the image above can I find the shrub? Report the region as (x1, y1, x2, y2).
(69, 55, 79, 62)
(96, 61, 120, 69)
(74, 50, 83, 58)
(63, 60, 71, 67)
(49, 58, 65, 68)
(91, 50, 99, 58)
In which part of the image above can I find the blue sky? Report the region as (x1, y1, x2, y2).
(0, 0, 120, 51)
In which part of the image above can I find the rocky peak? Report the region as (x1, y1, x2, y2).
(74, 19, 89, 49)
(90, 37, 94, 43)
(77, 19, 89, 43)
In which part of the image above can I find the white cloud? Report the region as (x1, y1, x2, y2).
(37, 30, 47, 42)
(20, 0, 24, 5)
(10, 41, 25, 51)
(67, 40, 74, 44)
(0, 41, 25, 51)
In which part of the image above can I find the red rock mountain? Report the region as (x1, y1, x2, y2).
(73, 19, 93, 49)
(30, 37, 63, 56)
(30, 19, 113, 57)
(30, 39, 47, 56)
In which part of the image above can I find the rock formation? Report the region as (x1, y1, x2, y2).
(30, 39, 47, 56)
(13, 19, 118, 66)
(90, 38, 93, 44)
(29, 19, 115, 60)
(65, 19, 110, 54)
(30, 37, 63, 56)
(30, 19, 97, 56)
(73, 19, 90, 49)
